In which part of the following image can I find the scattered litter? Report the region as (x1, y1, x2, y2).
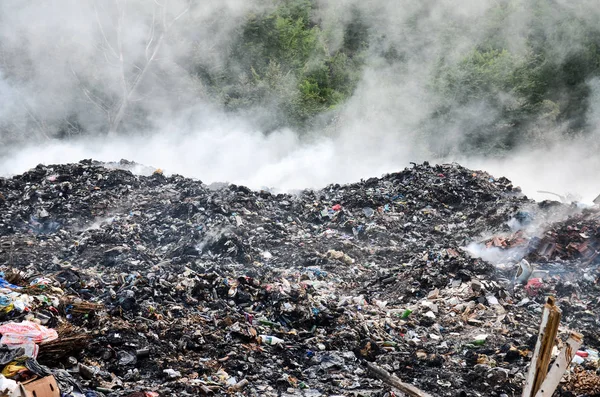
(0, 160, 597, 395)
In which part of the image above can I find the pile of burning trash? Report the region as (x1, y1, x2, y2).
(0, 160, 599, 396)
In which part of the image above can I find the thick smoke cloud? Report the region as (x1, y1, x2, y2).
(0, 0, 598, 202)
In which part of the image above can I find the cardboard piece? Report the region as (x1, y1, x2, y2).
(17, 376, 59, 397)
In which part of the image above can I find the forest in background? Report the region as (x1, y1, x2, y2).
(1, 0, 600, 157)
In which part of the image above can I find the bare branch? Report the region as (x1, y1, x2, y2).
(83, 89, 111, 117)
(162, 0, 167, 30)
(167, 0, 191, 30)
(145, 6, 157, 61)
(64, 118, 79, 131)
(129, 31, 164, 93)
(94, 3, 119, 60)
(108, 0, 189, 135)
(69, 63, 111, 117)
(115, 0, 129, 99)
(22, 101, 50, 140)
(102, 50, 121, 68)
(129, 87, 156, 102)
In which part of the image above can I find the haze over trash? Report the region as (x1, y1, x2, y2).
(0, 0, 598, 202)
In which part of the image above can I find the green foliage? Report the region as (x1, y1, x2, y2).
(192, 0, 600, 149)
(429, 1, 600, 152)
(436, 49, 517, 103)
(195, 0, 368, 131)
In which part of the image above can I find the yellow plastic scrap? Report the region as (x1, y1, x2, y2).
(2, 361, 28, 378)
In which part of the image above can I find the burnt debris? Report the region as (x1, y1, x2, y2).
(0, 160, 599, 396)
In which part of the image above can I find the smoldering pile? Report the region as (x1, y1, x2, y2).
(0, 159, 598, 397)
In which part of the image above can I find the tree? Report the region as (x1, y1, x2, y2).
(194, 0, 368, 131)
(74, 0, 190, 136)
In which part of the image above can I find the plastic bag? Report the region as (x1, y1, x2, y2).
(0, 321, 58, 345)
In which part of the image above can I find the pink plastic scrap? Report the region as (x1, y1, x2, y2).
(0, 321, 58, 345)
(524, 278, 544, 297)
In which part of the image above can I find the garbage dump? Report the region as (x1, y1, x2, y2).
(0, 159, 599, 396)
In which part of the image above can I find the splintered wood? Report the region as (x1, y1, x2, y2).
(522, 296, 583, 397)
(535, 332, 583, 397)
(522, 297, 560, 397)
(365, 362, 434, 397)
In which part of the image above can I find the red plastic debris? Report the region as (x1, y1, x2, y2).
(332, 204, 342, 211)
(576, 351, 589, 358)
(525, 278, 543, 296)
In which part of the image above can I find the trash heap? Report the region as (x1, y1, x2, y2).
(0, 159, 599, 396)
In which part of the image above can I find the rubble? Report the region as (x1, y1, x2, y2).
(0, 159, 598, 396)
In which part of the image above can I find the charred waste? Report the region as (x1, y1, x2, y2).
(0, 160, 599, 396)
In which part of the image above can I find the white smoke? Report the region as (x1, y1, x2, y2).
(0, 0, 599, 203)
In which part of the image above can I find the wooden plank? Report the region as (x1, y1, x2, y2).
(522, 296, 562, 397)
(365, 361, 434, 397)
(534, 332, 583, 397)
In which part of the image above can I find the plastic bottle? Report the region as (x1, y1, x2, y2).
(259, 335, 284, 345)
